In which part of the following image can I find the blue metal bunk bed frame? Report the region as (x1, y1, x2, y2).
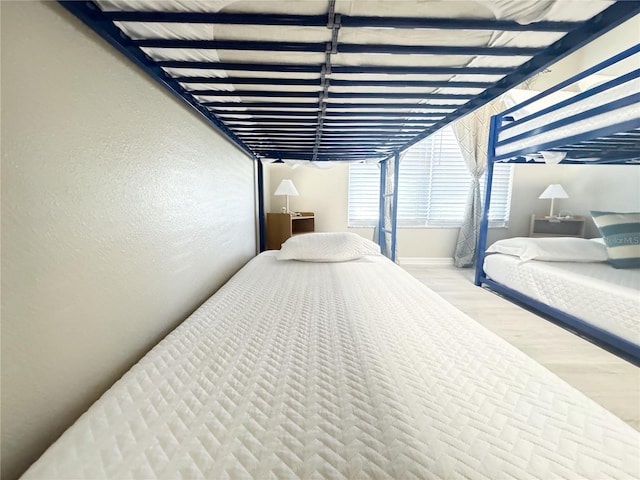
(475, 43, 640, 363)
(56, 1, 640, 259)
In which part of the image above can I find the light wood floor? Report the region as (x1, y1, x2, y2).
(402, 262, 640, 431)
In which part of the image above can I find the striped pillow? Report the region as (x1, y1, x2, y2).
(591, 211, 640, 269)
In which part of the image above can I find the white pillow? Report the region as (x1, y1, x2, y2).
(486, 237, 608, 263)
(277, 232, 381, 262)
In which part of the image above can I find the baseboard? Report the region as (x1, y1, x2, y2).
(398, 257, 454, 266)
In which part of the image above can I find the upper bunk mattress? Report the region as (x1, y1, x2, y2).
(23, 251, 639, 479)
(484, 253, 640, 345)
(495, 76, 640, 159)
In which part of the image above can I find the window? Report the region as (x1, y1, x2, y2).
(348, 126, 513, 228)
(348, 162, 381, 227)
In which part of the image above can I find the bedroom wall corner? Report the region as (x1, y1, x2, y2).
(267, 162, 351, 233)
(1, 2, 257, 479)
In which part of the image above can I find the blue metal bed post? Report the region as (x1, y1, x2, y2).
(390, 153, 400, 262)
(378, 159, 388, 255)
(256, 159, 266, 252)
(474, 113, 501, 286)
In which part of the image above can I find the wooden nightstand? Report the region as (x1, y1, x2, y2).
(266, 212, 315, 250)
(529, 214, 586, 238)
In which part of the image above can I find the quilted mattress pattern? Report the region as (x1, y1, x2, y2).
(484, 253, 640, 345)
(23, 252, 639, 479)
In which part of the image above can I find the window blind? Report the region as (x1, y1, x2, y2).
(348, 162, 380, 227)
(348, 126, 513, 228)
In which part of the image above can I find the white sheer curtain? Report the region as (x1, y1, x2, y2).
(451, 99, 504, 267)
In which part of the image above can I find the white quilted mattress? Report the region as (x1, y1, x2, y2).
(484, 253, 640, 345)
(495, 77, 640, 159)
(23, 252, 639, 479)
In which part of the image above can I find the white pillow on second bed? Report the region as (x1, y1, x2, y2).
(487, 237, 608, 263)
(278, 232, 381, 262)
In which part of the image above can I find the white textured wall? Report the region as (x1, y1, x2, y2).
(1, 2, 256, 479)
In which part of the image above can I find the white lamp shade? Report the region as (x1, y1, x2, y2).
(274, 179, 299, 196)
(538, 184, 569, 199)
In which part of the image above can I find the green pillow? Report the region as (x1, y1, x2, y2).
(591, 211, 640, 269)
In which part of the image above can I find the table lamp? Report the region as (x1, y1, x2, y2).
(539, 184, 568, 218)
(274, 179, 299, 214)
